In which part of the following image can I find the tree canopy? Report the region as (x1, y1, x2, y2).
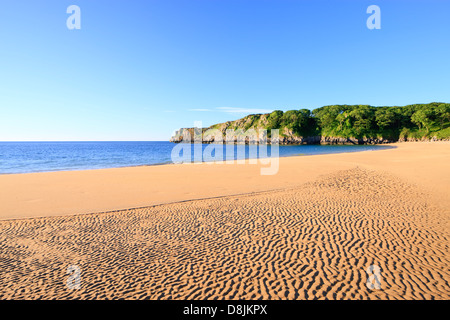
(209, 102, 450, 141)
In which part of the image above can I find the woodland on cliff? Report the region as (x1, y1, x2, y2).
(207, 102, 450, 141)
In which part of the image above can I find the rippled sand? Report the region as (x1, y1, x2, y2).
(1, 166, 448, 299)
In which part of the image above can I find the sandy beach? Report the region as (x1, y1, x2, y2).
(0, 142, 449, 299)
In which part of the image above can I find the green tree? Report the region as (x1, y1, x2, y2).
(436, 103, 450, 130)
(411, 109, 433, 133)
(267, 110, 283, 129)
(375, 108, 395, 130)
(281, 110, 299, 131)
(312, 105, 343, 135)
(335, 112, 350, 132)
(348, 105, 374, 137)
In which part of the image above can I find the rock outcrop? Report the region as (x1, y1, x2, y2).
(170, 128, 396, 145)
(397, 136, 450, 143)
(170, 106, 450, 145)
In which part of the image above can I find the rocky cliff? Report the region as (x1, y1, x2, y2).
(169, 115, 394, 145)
(170, 104, 450, 145)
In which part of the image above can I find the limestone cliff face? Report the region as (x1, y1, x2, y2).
(170, 122, 393, 145)
(169, 113, 446, 145)
(169, 113, 392, 145)
(170, 128, 197, 143)
(319, 137, 394, 145)
(397, 136, 450, 143)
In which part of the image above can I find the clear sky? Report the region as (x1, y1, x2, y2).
(0, 0, 449, 141)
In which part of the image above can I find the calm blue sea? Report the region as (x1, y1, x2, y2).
(0, 142, 392, 174)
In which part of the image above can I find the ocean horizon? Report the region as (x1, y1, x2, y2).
(0, 141, 392, 175)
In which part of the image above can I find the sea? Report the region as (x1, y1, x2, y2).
(0, 142, 392, 174)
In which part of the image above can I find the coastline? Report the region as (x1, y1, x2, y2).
(0, 143, 391, 176)
(1, 141, 449, 221)
(1, 141, 449, 299)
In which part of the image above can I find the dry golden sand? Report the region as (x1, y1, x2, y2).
(0, 142, 449, 299)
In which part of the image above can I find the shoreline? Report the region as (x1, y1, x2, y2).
(0, 143, 392, 176)
(0, 141, 449, 221)
(1, 141, 449, 300)
(1, 145, 449, 299)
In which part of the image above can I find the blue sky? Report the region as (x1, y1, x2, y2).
(0, 0, 449, 141)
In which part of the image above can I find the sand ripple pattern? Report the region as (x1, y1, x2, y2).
(0, 168, 448, 299)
